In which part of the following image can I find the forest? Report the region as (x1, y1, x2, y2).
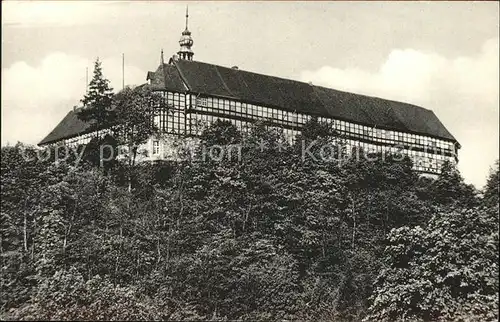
(1, 60, 498, 321)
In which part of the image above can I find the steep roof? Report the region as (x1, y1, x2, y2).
(147, 63, 186, 92)
(39, 58, 457, 145)
(172, 59, 457, 142)
(39, 110, 93, 145)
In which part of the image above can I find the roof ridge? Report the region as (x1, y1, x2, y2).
(177, 59, 432, 112)
(177, 59, 309, 86)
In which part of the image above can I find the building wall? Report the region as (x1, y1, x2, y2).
(54, 90, 457, 174)
(147, 90, 457, 174)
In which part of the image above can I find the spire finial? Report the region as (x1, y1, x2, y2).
(160, 48, 164, 64)
(178, 5, 194, 61)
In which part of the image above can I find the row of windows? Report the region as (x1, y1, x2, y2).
(63, 90, 455, 175)
(153, 110, 454, 168)
(149, 134, 453, 174)
(342, 139, 453, 173)
(194, 96, 310, 126)
(163, 92, 186, 109)
(154, 109, 186, 134)
(326, 118, 453, 151)
(58, 91, 457, 159)
(191, 94, 455, 154)
(62, 129, 112, 147)
(64, 134, 92, 146)
(187, 113, 254, 136)
(343, 139, 450, 159)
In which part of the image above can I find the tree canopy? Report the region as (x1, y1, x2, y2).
(1, 118, 498, 321)
(78, 58, 115, 131)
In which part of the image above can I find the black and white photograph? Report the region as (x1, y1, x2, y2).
(1, 1, 499, 320)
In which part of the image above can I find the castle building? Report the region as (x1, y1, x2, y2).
(39, 9, 459, 174)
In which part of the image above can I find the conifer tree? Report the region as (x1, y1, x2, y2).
(78, 58, 115, 131)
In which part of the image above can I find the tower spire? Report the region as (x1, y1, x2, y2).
(178, 5, 194, 61)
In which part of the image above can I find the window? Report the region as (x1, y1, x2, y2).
(249, 106, 255, 117)
(230, 101, 236, 114)
(272, 109, 279, 120)
(153, 141, 160, 155)
(154, 115, 160, 129)
(196, 97, 207, 108)
(213, 98, 220, 110)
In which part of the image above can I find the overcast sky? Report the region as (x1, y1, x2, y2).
(1, 1, 498, 188)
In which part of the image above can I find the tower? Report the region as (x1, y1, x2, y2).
(178, 6, 194, 61)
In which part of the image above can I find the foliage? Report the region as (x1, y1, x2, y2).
(430, 160, 480, 208)
(366, 206, 499, 321)
(1, 118, 498, 320)
(199, 119, 242, 147)
(483, 159, 499, 207)
(81, 134, 118, 171)
(1, 144, 62, 310)
(77, 58, 115, 130)
(112, 85, 160, 165)
(8, 268, 162, 321)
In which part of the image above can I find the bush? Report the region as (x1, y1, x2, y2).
(8, 268, 163, 321)
(366, 206, 499, 321)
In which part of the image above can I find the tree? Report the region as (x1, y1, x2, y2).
(483, 160, 499, 207)
(293, 116, 345, 163)
(5, 116, 496, 320)
(296, 116, 339, 144)
(0, 144, 71, 312)
(81, 134, 118, 173)
(366, 206, 499, 321)
(112, 85, 160, 191)
(9, 268, 163, 321)
(1, 144, 46, 254)
(78, 58, 115, 132)
(430, 160, 479, 208)
(199, 119, 241, 148)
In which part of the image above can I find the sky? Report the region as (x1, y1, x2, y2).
(1, 1, 498, 188)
